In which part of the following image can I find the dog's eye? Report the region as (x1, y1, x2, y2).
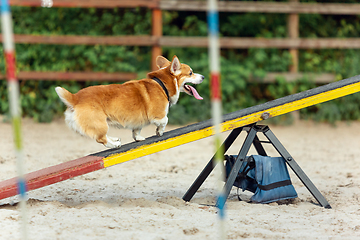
(190, 71, 193, 76)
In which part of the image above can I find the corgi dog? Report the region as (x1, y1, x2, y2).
(55, 55, 204, 148)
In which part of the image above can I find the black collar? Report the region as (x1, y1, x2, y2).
(152, 77, 170, 103)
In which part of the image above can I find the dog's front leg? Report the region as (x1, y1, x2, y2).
(153, 116, 168, 137)
(133, 128, 146, 142)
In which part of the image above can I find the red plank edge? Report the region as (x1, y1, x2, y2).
(0, 155, 104, 201)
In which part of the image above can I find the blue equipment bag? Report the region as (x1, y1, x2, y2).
(225, 155, 298, 204)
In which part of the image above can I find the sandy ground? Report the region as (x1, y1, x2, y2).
(0, 117, 360, 240)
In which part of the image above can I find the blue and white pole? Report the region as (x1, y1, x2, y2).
(207, 0, 226, 239)
(1, 0, 28, 239)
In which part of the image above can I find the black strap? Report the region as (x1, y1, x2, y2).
(152, 77, 170, 103)
(257, 179, 292, 191)
(239, 157, 255, 178)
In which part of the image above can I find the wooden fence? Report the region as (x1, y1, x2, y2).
(4, 0, 360, 83)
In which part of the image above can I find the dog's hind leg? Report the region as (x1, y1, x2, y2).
(94, 128, 121, 148)
(132, 128, 145, 142)
(76, 107, 121, 148)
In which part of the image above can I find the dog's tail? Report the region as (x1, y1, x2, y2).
(55, 87, 76, 108)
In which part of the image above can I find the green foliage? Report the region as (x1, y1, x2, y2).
(1, 4, 360, 125)
(11, 7, 151, 35)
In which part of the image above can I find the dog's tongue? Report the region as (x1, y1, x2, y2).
(187, 85, 203, 100)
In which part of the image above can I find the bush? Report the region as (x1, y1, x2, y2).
(1, 4, 360, 124)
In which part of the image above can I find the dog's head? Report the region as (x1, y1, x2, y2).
(156, 55, 204, 100)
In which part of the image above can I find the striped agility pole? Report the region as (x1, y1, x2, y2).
(1, 0, 28, 239)
(207, 0, 226, 239)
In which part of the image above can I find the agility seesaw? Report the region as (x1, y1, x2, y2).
(1, 75, 360, 207)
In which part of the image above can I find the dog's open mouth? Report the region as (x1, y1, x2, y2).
(184, 84, 203, 100)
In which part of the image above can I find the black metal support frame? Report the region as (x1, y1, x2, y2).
(183, 124, 331, 209)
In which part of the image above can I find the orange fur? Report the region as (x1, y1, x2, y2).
(56, 56, 204, 148)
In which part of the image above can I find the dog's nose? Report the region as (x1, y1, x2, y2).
(200, 75, 205, 80)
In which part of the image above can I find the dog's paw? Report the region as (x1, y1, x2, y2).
(135, 136, 146, 142)
(105, 137, 122, 148)
(156, 129, 164, 137)
(108, 136, 121, 142)
(113, 142, 122, 148)
(105, 142, 122, 148)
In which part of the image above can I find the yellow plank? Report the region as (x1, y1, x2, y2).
(103, 127, 214, 167)
(103, 81, 360, 168)
(223, 81, 360, 131)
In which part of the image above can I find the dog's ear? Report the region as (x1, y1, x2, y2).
(170, 56, 181, 76)
(156, 56, 170, 69)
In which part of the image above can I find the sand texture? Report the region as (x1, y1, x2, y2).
(1, 118, 360, 239)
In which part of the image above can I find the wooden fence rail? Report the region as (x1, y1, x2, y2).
(9, 0, 159, 8)
(7, 34, 360, 49)
(9, 0, 360, 14)
(2, 0, 359, 82)
(160, 1, 360, 14)
(0, 71, 137, 81)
